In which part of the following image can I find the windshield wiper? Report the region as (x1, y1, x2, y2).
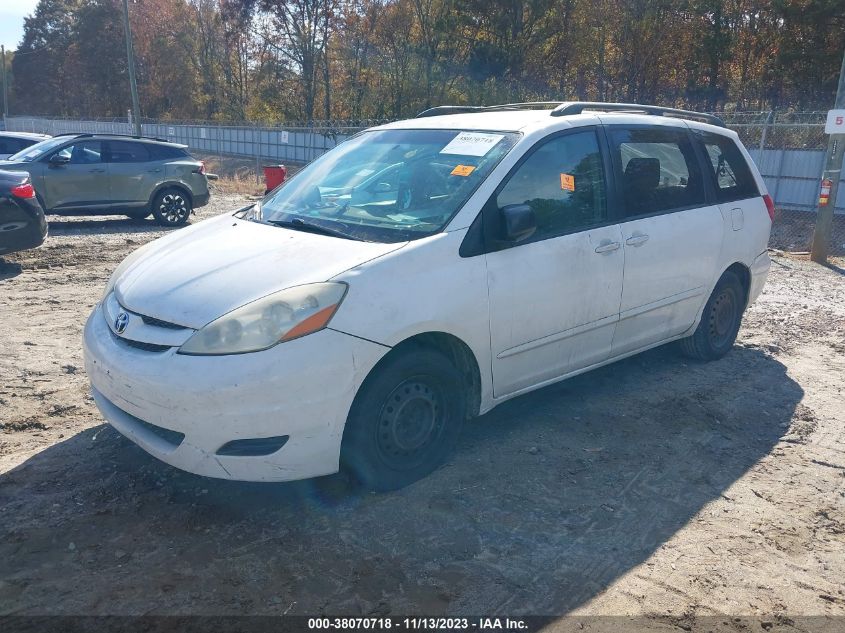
(267, 217, 362, 241)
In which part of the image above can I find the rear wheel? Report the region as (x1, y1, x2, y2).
(151, 188, 192, 227)
(679, 271, 745, 361)
(340, 349, 465, 491)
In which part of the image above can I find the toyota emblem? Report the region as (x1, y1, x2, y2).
(114, 311, 129, 334)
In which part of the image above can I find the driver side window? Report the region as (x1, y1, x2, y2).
(54, 141, 103, 164)
(496, 130, 607, 240)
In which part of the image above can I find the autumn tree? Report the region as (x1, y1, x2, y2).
(10, 0, 845, 121)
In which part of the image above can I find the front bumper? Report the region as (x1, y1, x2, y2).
(83, 304, 387, 482)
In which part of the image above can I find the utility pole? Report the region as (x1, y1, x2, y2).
(1, 45, 8, 121)
(121, 0, 142, 136)
(811, 46, 845, 263)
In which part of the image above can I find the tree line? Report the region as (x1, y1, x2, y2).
(7, 0, 845, 124)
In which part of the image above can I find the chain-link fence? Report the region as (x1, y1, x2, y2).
(4, 115, 388, 176)
(4, 111, 844, 254)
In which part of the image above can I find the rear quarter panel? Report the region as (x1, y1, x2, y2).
(686, 123, 772, 311)
(687, 122, 772, 266)
(163, 160, 209, 200)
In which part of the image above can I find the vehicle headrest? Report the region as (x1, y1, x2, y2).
(624, 157, 660, 190)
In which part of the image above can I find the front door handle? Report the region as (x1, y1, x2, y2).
(147, 168, 162, 173)
(594, 241, 621, 254)
(89, 168, 106, 173)
(625, 234, 650, 247)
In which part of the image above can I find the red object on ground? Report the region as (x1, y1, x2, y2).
(263, 165, 287, 194)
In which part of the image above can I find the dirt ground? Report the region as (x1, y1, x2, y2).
(1, 195, 844, 623)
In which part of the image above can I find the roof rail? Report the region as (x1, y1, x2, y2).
(416, 106, 487, 118)
(49, 132, 172, 142)
(415, 101, 726, 127)
(415, 101, 567, 118)
(550, 102, 725, 127)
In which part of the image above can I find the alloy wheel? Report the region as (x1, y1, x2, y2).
(159, 193, 189, 224)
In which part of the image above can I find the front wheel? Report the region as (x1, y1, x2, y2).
(679, 270, 745, 361)
(340, 349, 466, 491)
(151, 188, 192, 227)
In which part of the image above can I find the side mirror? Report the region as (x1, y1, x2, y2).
(500, 203, 537, 243)
(48, 154, 70, 167)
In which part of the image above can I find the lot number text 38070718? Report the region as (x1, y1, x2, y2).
(307, 618, 529, 630)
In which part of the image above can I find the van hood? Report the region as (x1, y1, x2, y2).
(114, 213, 406, 329)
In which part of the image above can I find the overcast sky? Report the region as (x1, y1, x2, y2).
(1, 0, 39, 51)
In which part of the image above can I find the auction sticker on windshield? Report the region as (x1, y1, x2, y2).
(440, 132, 505, 156)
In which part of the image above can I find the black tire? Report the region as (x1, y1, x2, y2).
(679, 270, 745, 361)
(340, 348, 466, 491)
(151, 188, 192, 227)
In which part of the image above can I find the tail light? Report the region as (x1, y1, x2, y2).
(762, 194, 775, 222)
(193, 161, 206, 175)
(10, 182, 36, 199)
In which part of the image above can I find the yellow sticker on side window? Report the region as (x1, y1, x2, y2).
(560, 173, 575, 191)
(451, 164, 476, 177)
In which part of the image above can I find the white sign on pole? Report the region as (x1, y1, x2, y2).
(200, 127, 207, 139)
(167, 126, 175, 136)
(824, 109, 845, 134)
(280, 131, 289, 144)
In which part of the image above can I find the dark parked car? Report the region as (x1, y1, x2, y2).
(0, 133, 211, 226)
(0, 132, 51, 160)
(0, 170, 47, 257)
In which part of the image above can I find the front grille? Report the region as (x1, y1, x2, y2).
(140, 314, 187, 330)
(114, 334, 172, 353)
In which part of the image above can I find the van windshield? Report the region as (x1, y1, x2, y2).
(259, 128, 520, 243)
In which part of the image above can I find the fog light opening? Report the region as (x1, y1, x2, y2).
(215, 435, 290, 457)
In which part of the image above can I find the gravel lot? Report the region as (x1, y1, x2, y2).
(1, 196, 844, 622)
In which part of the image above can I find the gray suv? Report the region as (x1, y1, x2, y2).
(0, 133, 211, 226)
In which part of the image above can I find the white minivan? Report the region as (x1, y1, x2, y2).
(84, 102, 773, 490)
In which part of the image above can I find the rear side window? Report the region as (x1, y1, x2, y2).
(696, 131, 759, 203)
(107, 141, 151, 163)
(609, 127, 707, 217)
(148, 144, 189, 160)
(496, 130, 607, 240)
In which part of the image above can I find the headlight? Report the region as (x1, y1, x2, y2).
(178, 282, 348, 355)
(102, 240, 157, 300)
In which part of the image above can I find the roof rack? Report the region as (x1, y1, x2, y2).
(550, 102, 725, 127)
(415, 101, 725, 127)
(49, 132, 173, 142)
(415, 102, 566, 118)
